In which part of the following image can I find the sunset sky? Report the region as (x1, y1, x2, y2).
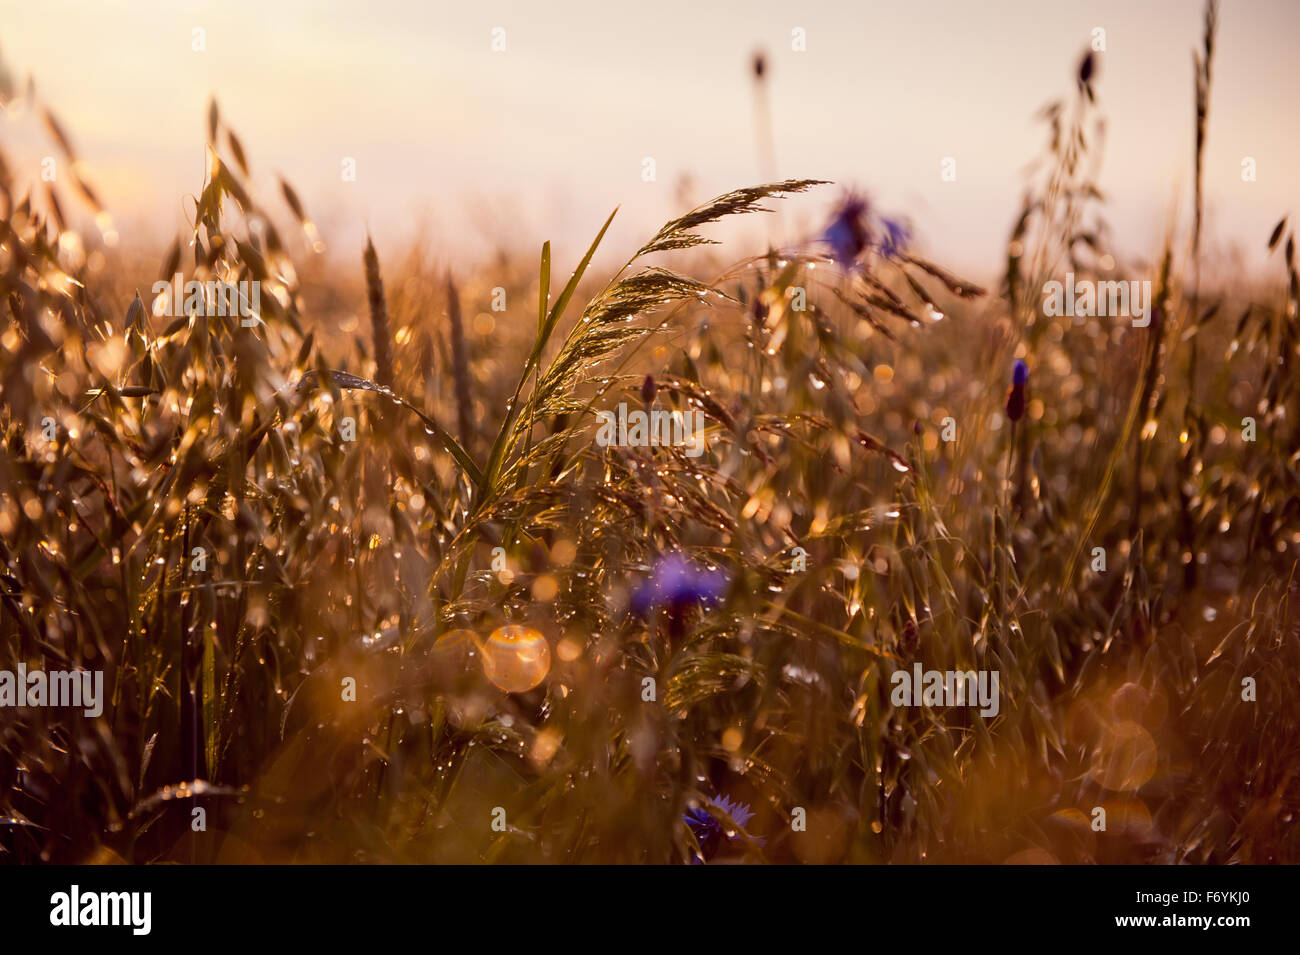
(2, 0, 1297, 279)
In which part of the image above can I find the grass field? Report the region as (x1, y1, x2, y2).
(2, 0, 1298, 864)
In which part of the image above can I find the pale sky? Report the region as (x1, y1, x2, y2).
(2, 0, 1297, 280)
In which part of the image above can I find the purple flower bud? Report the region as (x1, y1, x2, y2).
(1006, 361, 1029, 422)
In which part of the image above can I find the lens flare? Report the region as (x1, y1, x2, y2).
(481, 625, 551, 693)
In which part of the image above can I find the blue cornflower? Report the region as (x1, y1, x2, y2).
(683, 795, 762, 864)
(823, 195, 871, 269)
(631, 552, 729, 617)
(683, 808, 723, 863)
(823, 195, 911, 269)
(1013, 359, 1029, 386)
(878, 216, 911, 260)
(709, 794, 757, 829)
